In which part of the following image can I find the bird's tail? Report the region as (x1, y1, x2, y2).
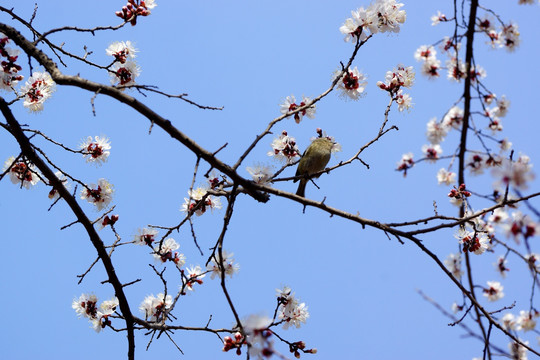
(296, 179, 307, 197)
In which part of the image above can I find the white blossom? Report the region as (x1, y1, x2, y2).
(180, 186, 222, 216)
(241, 314, 274, 359)
(377, 64, 415, 92)
(0, 47, 23, 90)
(501, 313, 517, 331)
(276, 286, 309, 329)
(79, 136, 111, 166)
(446, 58, 466, 82)
(444, 253, 463, 279)
(72, 294, 118, 333)
(207, 250, 239, 279)
(414, 45, 437, 62)
(184, 265, 205, 292)
(110, 60, 140, 86)
(246, 163, 273, 184)
(420, 57, 441, 78)
(280, 95, 316, 123)
(467, 154, 486, 176)
(72, 293, 99, 319)
(396, 152, 414, 175)
(339, 0, 406, 41)
(431, 11, 447, 26)
(442, 106, 464, 130)
(134, 227, 158, 246)
(2, 156, 40, 189)
(517, 310, 538, 332)
(483, 281, 504, 302)
(437, 168, 456, 186)
(492, 158, 535, 190)
(139, 293, 172, 322)
(153, 238, 186, 268)
(509, 340, 528, 360)
(48, 171, 70, 200)
(395, 89, 413, 112)
(422, 143, 442, 162)
(455, 228, 489, 255)
(334, 66, 367, 100)
(370, 0, 406, 34)
(20, 71, 56, 112)
(267, 131, 300, 163)
(494, 255, 510, 278)
(500, 22, 520, 52)
(106, 41, 137, 63)
(80, 178, 114, 211)
(426, 118, 449, 144)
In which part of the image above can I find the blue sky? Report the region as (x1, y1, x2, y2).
(1, 1, 539, 359)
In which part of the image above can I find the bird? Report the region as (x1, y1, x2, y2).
(294, 137, 334, 197)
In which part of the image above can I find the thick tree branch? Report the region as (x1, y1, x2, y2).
(0, 22, 269, 204)
(457, 0, 490, 356)
(0, 97, 136, 360)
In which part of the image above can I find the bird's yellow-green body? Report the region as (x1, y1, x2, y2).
(294, 137, 333, 197)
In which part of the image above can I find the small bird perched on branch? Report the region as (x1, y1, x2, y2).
(294, 137, 334, 197)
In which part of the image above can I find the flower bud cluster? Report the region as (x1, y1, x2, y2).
(115, 0, 157, 26)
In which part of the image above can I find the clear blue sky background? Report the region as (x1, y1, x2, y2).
(1, 1, 539, 359)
